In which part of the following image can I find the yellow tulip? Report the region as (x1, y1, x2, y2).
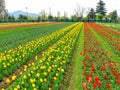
(58, 68, 60, 71)
(23, 75, 27, 79)
(33, 88, 37, 90)
(24, 68, 27, 71)
(1, 88, 5, 90)
(44, 78, 47, 82)
(21, 81, 24, 85)
(44, 72, 47, 76)
(49, 88, 52, 90)
(32, 62, 34, 65)
(14, 88, 18, 90)
(6, 78, 11, 84)
(3, 65, 6, 68)
(31, 71, 34, 74)
(24, 88, 27, 90)
(19, 71, 22, 75)
(53, 77, 57, 81)
(30, 79, 34, 83)
(48, 69, 51, 72)
(56, 73, 59, 77)
(40, 78, 43, 83)
(12, 75, 17, 81)
(61, 69, 64, 73)
(36, 73, 40, 77)
(28, 73, 31, 77)
(32, 83, 36, 87)
(17, 85, 20, 89)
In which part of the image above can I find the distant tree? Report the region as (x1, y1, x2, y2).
(60, 16, 67, 21)
(48, 8, 53, 21)
(54, 16, 58, 21)
(87, 8, 96, 20)
(18, 14, 28, 21)
(71, 15, 77, 21)
(57, 11, 60, 21)
(107, 12, 113, 19)
(63, 11, 68, 21)
(48, 15, 53, 20)
(118, 17, 120, 23)
(40, 10, 47, 21)
(8, 15, 15, 22)
(106, 10, 117, 22)
(0, 0, 8, 21)
(96, 0, 107, 16)
(37, 16, 41, 22)
(74, 4, 86, 20)
(96, 13, 104, 20)
(111, 10, 117, 22)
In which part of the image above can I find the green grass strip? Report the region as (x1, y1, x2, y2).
(75, 23, 84, 90)
(65, 23, 84, 90)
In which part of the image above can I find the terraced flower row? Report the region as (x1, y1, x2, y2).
(2, 22, 83, 90)
(0, 22, 62, 29)
(81, 23, 120, 90)
(0, 23, 78, 82)
(0, 22, 119, 90)
(89, 23, 120, 57)
(0, 23, 71, 53)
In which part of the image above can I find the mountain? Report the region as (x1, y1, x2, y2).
(9, 10, 38, 17)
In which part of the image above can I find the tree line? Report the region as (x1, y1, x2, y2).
(0, 0, 119, 22)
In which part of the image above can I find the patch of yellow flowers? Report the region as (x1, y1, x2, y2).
(0, 23, 78, 85)
(5, 23, 83, 90)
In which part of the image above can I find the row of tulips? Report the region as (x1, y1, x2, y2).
(96, 23, 120, 39)
(81, 23, 120, 90)
(4, 22, 83, 90)
(88, 23, 120, 57)
(0, 23, 70, 53)
(0, 23, 78, 81)
(0, 22, 62, 29)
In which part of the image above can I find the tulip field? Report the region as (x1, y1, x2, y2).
(0, 22, 120, 90)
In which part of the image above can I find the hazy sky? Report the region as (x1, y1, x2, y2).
(5, 0, 120, 16)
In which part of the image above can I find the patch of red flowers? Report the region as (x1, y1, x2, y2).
(107, 84, 111, 89)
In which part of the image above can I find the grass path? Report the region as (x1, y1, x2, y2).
(67, 24, 84, 90)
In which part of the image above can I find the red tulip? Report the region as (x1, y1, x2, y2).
(83, 62, 87, 66)
(97, 81, 102, 86)
(88, 77, 92, 82)
(104, 62, 108, 66)
(115, 74, 119, 79)
(95, 76, 99, 83)
(86, 76, 89, 81)
(107, 84, 111, 89)
(85, 88, 90, 90)
(111, 67, 115, 71)
(89, 73, 92, 77)
(86, 76, 92, 82)
(101, 67, 106, 71)
(112, 71, 117, 75)
(85, 56, 89, 60)
(82, 82, 87, 87)
(96, 42, 98, 46)
(117, 46, 120, 50)
(104, 74, 108, 79)
(92, 64, 95, 71)
(93, 83, 97, 89)
(84, 49, 87, 54)
(82, 72, 86, 76)
(101, 51, 104, 55)
(116, 80, 120, 84)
